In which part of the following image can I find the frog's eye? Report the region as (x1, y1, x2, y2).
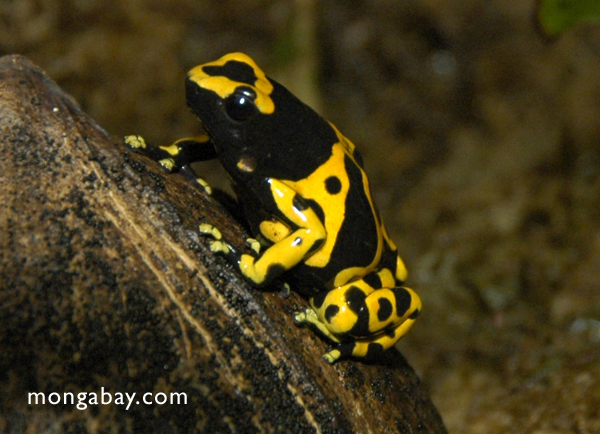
(225, 87, 258, 121)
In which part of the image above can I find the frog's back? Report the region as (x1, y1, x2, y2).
(282, 137, 387, 292)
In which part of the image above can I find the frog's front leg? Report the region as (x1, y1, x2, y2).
(124, 134, 217, 193)
(200, 178, 326, 286)
(295, 269, 422, 363)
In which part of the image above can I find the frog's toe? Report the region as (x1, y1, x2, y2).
(195, 177, 212, 195)
(208, 240, 231, 254)
(245, 238, 261, 254)
(158, 158, 176, 172)
(293, 307, 316, 325)
(199, 223, 222, 240)
(323, 349, 341, 364)
(293, 312, 305, 325)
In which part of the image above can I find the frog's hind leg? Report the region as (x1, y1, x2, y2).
(298, 281, 421, 363)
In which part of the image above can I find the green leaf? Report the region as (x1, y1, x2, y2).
(537, 0, 600, 36)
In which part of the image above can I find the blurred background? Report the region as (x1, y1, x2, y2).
(2, 0, 600, 432)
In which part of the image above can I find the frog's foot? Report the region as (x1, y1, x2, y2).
(199, 223, 222, 240)
(294, 307, 340, 342)
(199, 223, 243, 263)
(294, 306, 317, 325)
(124, 135, 147, 150)
(295, 307, 348, 362)
(199, 223, 229, 253)
(124, 135, 178, 173)
(323, 348, 344, 364)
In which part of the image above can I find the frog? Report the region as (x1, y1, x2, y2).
(125, 52, 421, 363)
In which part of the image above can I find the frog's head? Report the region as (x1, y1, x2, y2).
(186, 52, 337, 181)
(186, 53, 274, 174)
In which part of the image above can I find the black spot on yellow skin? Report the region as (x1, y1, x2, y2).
(393, 287, 412, 317)
(345, 286, 366, 314)
(203, 61, 258, 87)
(325, 176, 342, 194)
(377, 298, 393, 322)
(325, 305, 339, 323)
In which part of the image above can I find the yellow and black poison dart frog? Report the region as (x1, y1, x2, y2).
(125, 52, 421, 363)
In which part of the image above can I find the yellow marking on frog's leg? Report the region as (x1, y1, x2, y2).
(125, 134, 215, 177)
(124, 135, 147, 149)
(376, 268, 396, 288)
(236, 178, 326, 285)
(259, 219, 291, 244)
(321, 311, 420, 363)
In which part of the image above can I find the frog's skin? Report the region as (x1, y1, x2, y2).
(125, 52, 421, 363)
